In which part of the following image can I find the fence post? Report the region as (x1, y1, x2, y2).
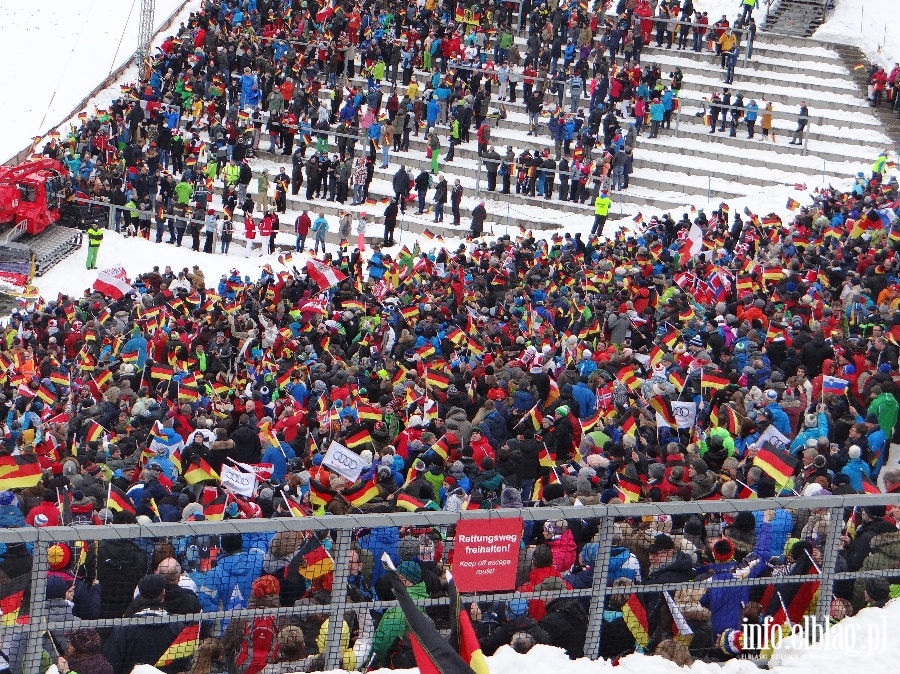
(583, 517, 615, 660)
(323, 529, 354, 670)
(815, 506, 845, 626)
(475, 157, 482, 198)
(23, 534, 49, 673)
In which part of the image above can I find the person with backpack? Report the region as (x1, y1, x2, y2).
(223, 576, 281, 674)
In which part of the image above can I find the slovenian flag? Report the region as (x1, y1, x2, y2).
(822, 376, 849, 396)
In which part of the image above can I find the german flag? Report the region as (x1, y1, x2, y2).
(283, 495, 306, 518)
(345, 428, 373, 450)
(342, 299, 366, 312)
(721, 405, 742, 436)
(736, 482, 758, 499)
(648, 345, 665, 368)
(383, 555, 476, 674)
(148, 497, 161, 521)
(203, 501, 227, 521)
(660, 329, 679, 350)
(754, 444, 799, 487)
(120, 350, 140, 365)
(211, 381, 231, 397)
(446, 327, 465, 345)
(343, 475, 380, 507)
(647, 395, 676, 427)
(297, 539, 335, 580)
(425, 368, 450, 389)
(668, 370, 686, 392)
(701, 373, 730, 392)
(861, 473, 881, 495)
(620, 416, 637, 437)
(448, 578, 490, 674)
(155, 623, 199, 667)
(762, 267, 785, 284)
(85, 420, 106, 442)
(0, 587, 25, 626)
(520, 405, 544, 431)
(617, 366, 640, 392)
(785, 197, 800, 211)
(400, 305, 420, 322)
(150, 363, 175, 381)
(622, 594, 650, 647)
(179, 385, 200, 403)
(309, 481, 335, 509)
(416, 343, 436, 360)
(422, 228, 436, 240)
(580, 408, 602, 432)
(357, 403, 383, 423)
(617, 475, 642, 503)
(106, 487, 135, 515)
(35, 384, 56, 406)
(49, 371, 69, 387)
(429, 435, 452, 461)
(678, 306, 695, 323)
(396, 492, 435, 511)
(0, 455, 42, 490)
(538, 445, 555, 467)
(183, 457, 219, 485)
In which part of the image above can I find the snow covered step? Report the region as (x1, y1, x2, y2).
(654, 58, 857, 95)
(635, 131, 875, 168)
(676, 72, 871, 112)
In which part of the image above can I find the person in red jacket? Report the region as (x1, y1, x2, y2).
(25, 490, 62, 526)
(468, 428, 495, 467)
(244, 216, 257, 257)
(516, 544, 573, 620)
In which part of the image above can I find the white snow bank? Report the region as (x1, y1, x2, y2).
(815, 0, 900, 69)
(0, 0, 186, 164)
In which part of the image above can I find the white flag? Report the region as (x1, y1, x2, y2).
(322, 441, 364, 482)
(220, 463, 257, 497)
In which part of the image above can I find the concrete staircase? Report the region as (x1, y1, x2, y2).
(207, 23, 892, 249)
(832, 42, 900, 144)
(764, 0, 830, 37)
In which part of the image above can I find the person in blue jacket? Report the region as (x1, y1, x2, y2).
(789, 407, 829, 455)
(841, 445, 871, 492)
(121, 327, 149, 369)
(759, 389, 792, 436)
(571, 377, 597, 419)
(197, 533, 265, 612)
(699, 541, 766, 639)
(261, 436, 296, 483)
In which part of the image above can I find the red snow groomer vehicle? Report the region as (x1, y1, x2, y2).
(0, 158, 82, 277)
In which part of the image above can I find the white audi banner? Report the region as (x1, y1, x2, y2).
(220, 463, 257, 497)
(322, 441, 364, 483)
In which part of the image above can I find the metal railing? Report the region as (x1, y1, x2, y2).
(2, 492, 898, 673)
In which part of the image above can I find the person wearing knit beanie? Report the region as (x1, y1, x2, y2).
(712, 538, 735, 562)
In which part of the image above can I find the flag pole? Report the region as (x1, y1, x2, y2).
(105, 484, 112, 524)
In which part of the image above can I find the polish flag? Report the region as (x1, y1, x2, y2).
(92, 265, 134, 299)
(305, 258, 347, 290)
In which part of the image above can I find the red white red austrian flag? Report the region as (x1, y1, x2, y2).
(305, 258, 348, 290)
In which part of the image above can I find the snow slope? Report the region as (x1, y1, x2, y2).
(0, 0, 185, 164)
(815, 0, 900, 68)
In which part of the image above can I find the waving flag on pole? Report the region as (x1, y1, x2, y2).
(305, 258, 348, 290)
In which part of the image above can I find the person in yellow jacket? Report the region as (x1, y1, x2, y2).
(85, 224, 103, 270)
(591, 189, 611, 238)
(222, 159, 240, 187)
(718, 28, 738, 67)
(872, 152, 888, 183)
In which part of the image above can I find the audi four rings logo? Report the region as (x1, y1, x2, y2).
(673, 406, 691, 418)
(332, 451, 360, 469)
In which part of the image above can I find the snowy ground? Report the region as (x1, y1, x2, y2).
(0, 0, 185, 164)
(124, 599, 900, 674)
(815, 0, 900, 68)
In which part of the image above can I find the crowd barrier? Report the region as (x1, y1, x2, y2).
(2, 493, 898, 673)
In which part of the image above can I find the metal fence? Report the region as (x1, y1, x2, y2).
(2, 492, 899, 673)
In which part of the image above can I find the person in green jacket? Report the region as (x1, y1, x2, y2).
(370, 562, 426, 667)
(85, 224, 103, 270)
(867, 387, 898, 438)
